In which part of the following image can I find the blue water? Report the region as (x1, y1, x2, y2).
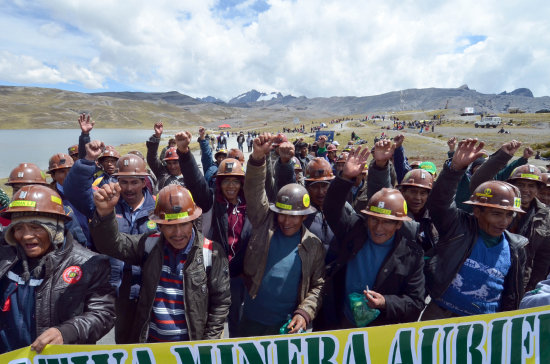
(0, 129, 155, 178)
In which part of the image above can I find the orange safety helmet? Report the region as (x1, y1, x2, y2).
(47, 153, 74, 173)
(149, 185, 202, 224)
(163, 147, 179, 161)
(113, 154, 149, 177)
(463, 180, 524, 213)
(217, 158, 245, 177)
(398, 169, 434, 190)
(6, 163, 48, 186)
(361, 188, 412, 221)
(305, 158, 335, 182)
(2, 184, 70, 221)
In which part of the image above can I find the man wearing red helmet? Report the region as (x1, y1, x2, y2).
(91, 183, 230, 343)
(422, 139, 528, 319)
(146, 122, 185, 190)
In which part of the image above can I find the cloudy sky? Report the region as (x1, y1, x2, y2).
(1, 0, 548, 100)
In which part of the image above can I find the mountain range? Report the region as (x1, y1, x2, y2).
(91, 85, 550, 114)
(1, 85, 549, 129)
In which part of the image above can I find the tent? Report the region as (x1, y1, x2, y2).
(218, 124, 231, 129)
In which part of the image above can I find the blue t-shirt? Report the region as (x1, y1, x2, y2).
(344, 233, 395, 323)
(436, 234, 511, 316)
(244, 229, 302, 325)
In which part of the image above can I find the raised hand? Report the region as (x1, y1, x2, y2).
(447, 137, 457, 152)
(393, 134, 405, 149)
(373, 139, 396, 167)
(198, 126, 206, 141)
(342, 146, 371, 180)
(93, 182, 121, 217)
(85, 140, 105, 161)
(450, 138, 486, 170)
(79, 113, 95, 134)
(252, 133, 273, 160)
(175, 131, 192, 153)
(523, 147, 534, 159)
(500, 140, 522, 156)
(154, 121, 163, 138)
(278, 141, 295, 163)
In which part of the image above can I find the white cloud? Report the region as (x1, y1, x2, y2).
(0, 0, 549, 98)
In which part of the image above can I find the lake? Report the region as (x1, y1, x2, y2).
(0, 129, 155, 178)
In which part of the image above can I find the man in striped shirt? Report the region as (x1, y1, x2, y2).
(91, 182, 231, 343)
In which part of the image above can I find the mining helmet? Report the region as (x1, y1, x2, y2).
(335, 152, 349, 164)
(113, 154, 149, 177)
(47, 153, 74, 173)
(98, 146, 120, 161)
(361, 188, 412, 221)
(2, 184, 70, 221)
(228, 148, 245, 163)
(68, 144, 79, 156)
(7, 163, 48, 186)
(463, 180, 524, 213)
(269, 183, 317, 215)
(291, 157, 302, 172)
(305, 158, 334, 182)
(507, 164, 544, 185)
(217, 158, 244, 177)
(398, 169, 433, 190)
(150, 185, 202, 224)
(215, 149, 228, 159)
(163, 147, 179, 161)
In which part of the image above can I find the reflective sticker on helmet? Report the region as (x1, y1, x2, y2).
(403, 200, 408, 215)
(476, 188, 493, 198)
(520, 173, 541, 180)
(514, 197, 521, 208)
(147, 220, 157, 229)
(62, 266, 82, 284)
(370, 205, 392, 215)
(165, 212, 189, 220)
(50, 195, 62, 205)
(275, 202, 292, 210)
(303, 194, 310, 207)
(9, 200, 36, 207)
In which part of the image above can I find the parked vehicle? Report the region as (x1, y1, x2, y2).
(475, 116, 502, 128)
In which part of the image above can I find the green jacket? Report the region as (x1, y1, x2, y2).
(90, 212, 230, 343)
(243, 157, 326, 324)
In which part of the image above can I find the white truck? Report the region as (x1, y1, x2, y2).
(475, 116, 502, 128)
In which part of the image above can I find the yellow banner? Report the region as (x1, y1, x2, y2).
(2, 306, 549, 363)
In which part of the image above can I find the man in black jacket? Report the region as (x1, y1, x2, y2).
(318, 146, 425, 330)
(422, 138, 528, 320)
